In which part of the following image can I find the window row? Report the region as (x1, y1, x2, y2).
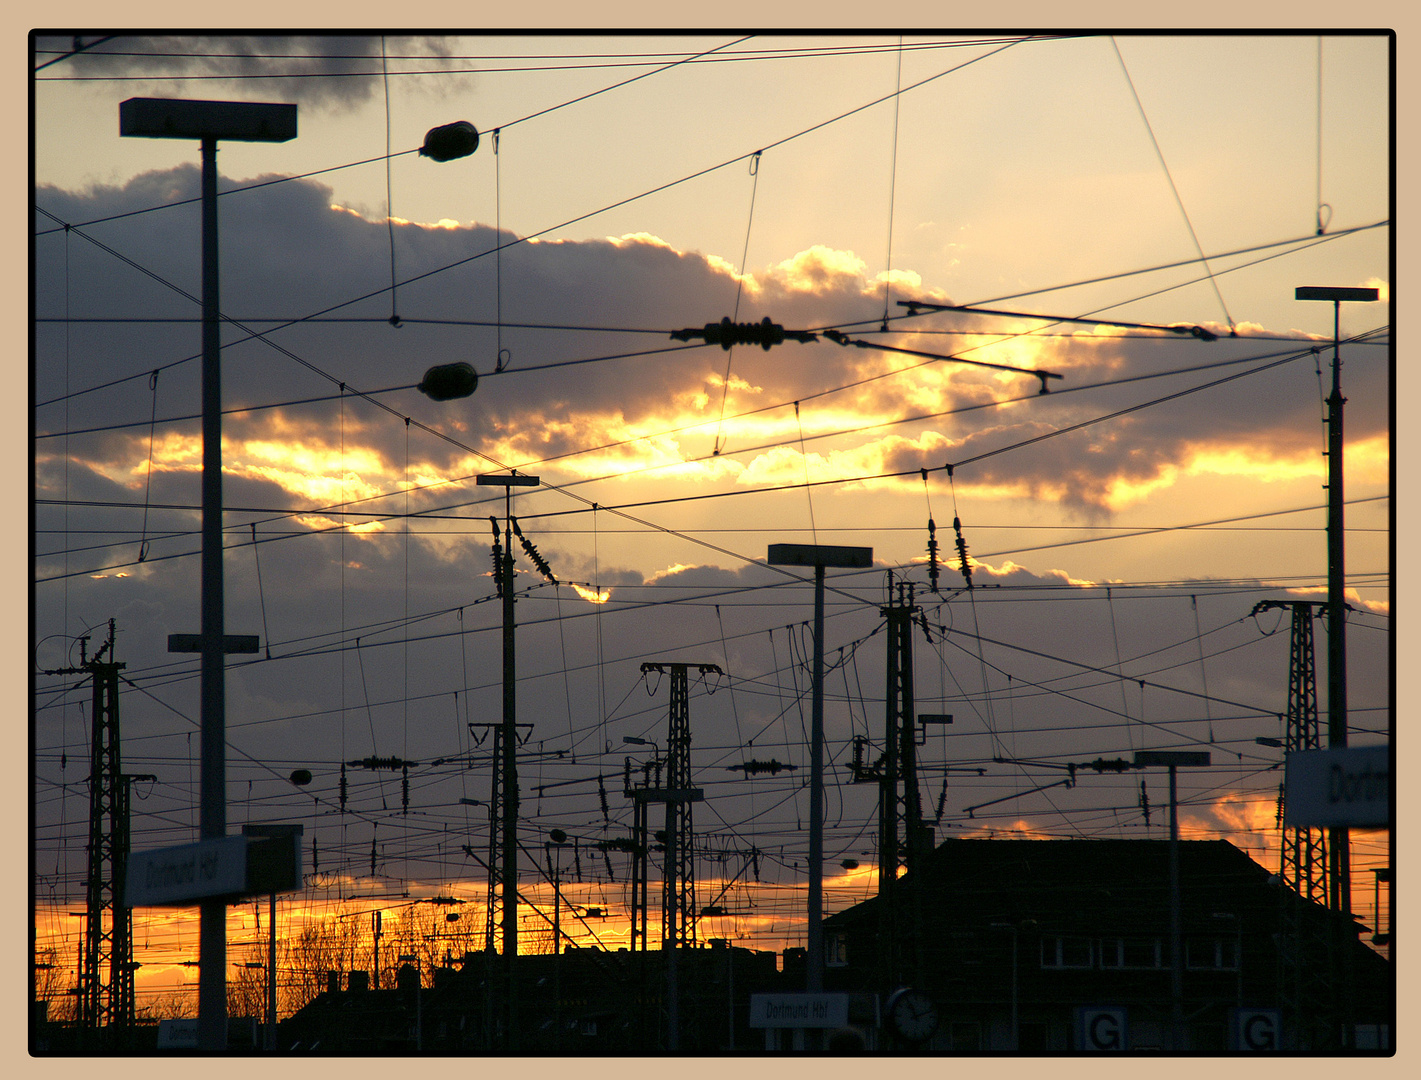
(1041, 935, 1239, 971)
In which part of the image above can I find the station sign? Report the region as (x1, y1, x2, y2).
(1230, 1008, 1281, 1051)
(156, 1018, 199, 1049)
(126, 837, 247, 906)
(749, 993, 849, 1029)
(1284, 745, 1389, 828)
(1075, 1006, 1128, 1051)
(126, 826, 304, 907)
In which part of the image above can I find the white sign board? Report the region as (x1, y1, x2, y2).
(126, 836, 248, 906)
(1284, 746, 1389, 828)
(749, 993, 849, 1029)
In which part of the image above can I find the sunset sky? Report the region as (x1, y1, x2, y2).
(31, 32, 1392, 1010)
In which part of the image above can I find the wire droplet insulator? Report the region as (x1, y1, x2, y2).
(953, 516, 972, 588)
(926, 517, 940, 594)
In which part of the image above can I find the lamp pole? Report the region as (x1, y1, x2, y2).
(1135, 750, 1211, 1052)
(120, 97, 297, 1053)
(1294, 284, 1378, 922)
(766, 543, 872, 1003)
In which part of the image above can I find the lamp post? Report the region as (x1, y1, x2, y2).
(120, 96, 297, 1053)
(1134, 750, 1211, 1052)
(1294, 284, 1378, 922)
(766, 543, 872, 1001)
(242, 822, 303, 1052)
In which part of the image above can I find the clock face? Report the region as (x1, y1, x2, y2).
(888, 988, 939, 1043)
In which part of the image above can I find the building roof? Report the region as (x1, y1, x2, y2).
(824, 837, 1345, 936)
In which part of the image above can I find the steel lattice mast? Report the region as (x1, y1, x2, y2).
(640, 661, 718, 1051)
(41, 621, 134, 1037)
(1254, 599, 1332, 1049)
(83, 628, 125, 1031)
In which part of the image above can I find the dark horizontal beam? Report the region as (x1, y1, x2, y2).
(1295, 286, 1380, 303)
(767, 543, 873, 569)
(120, 98, 296, 142)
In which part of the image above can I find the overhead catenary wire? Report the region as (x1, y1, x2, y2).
(33, 338, 1379, 587)
(1110, 36, 1236, 335)
(712, 149, 764, 457)
(32, 34, 1390, 982)
(32, 218, 1386, 413)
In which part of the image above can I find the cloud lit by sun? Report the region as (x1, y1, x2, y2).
(571, 583, 611, 604)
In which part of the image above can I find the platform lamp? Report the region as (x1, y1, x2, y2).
(120, 97, 297, 1052)
(766, 543, 872, 1002)
(1295, 283, 1379, 922)
(1134, 750, 1211, 1052)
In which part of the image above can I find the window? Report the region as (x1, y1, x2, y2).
(1041, 935, 1093, 969)
(825, 931, 849, 968)
(1186, 937, 1239, 971)
(1099, 937, 1163, 969)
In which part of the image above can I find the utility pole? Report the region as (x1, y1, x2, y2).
(621, 740, 662, 955)
(42, 621, 140, 1042)
(639, 662, 718, 1051)
(82, 625, 122, 1036)
(622, 743, 659, 1051)
(545, 832, 571, 1052)
(1252, 601, 1330, 908)
(466, 724, 520, 956)
(848, 575, 933, 992)
(476, 470, 539, 1052)
(1252, 599, 1342, 1048)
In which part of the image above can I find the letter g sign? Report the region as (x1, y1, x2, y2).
(1076, 1007, 1128, 1051)
(1232, 1009, 1280, 1051)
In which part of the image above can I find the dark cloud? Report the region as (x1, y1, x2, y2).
(35, 35, 474, 112)
(38, 164, 1388, 522)
(33, 160, 1390, 927)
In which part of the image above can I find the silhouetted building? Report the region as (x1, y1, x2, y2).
(821, 837, 1392, 1052)
(274, 837, 1392, 1054)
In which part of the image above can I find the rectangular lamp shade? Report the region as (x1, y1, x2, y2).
(1295, 286, 1380, 303)
(767, 543, 873, 569)
(120, 98, 297, 142)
